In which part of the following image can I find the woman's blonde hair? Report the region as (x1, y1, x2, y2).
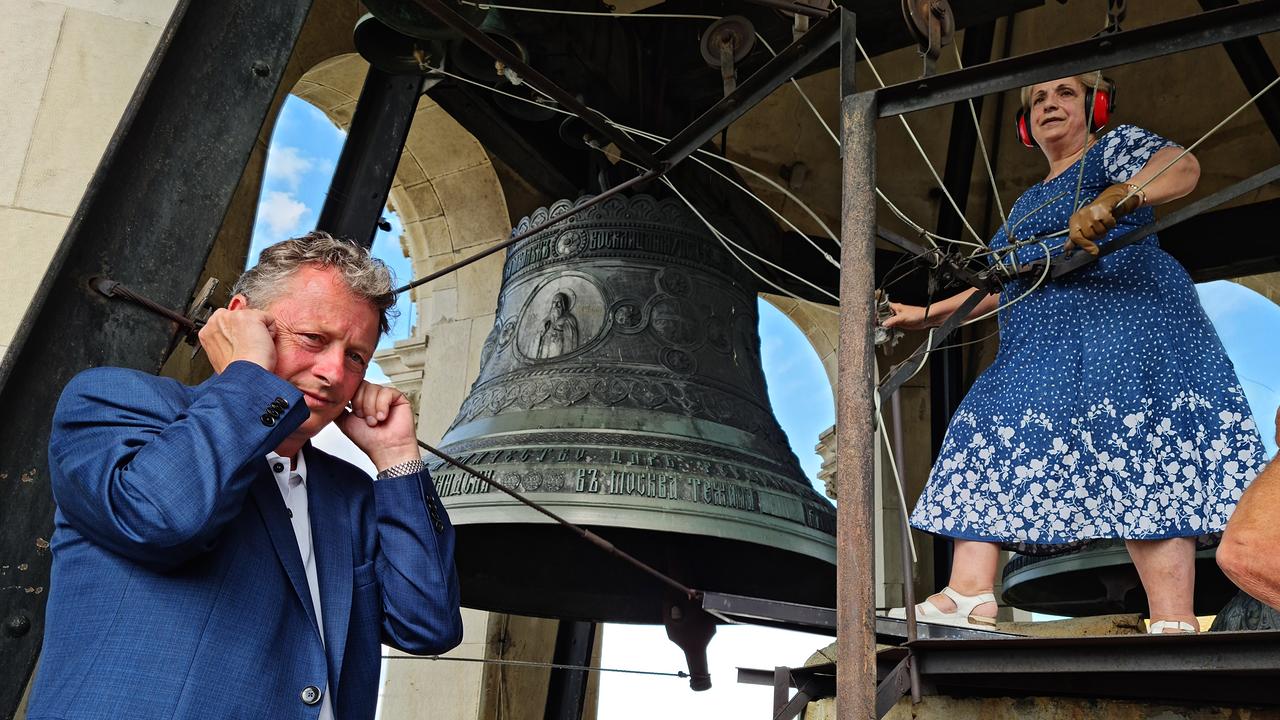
(1019, 73, 1109, 111)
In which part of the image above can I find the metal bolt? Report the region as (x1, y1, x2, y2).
(5, 614, 30, 638)
(251, 61, 270, 77)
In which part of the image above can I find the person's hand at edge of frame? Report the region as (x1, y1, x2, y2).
(882, 302, 941, 331)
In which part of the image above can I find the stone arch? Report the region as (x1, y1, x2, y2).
(759, 293, 839, 393)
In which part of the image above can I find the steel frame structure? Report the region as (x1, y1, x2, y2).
(839, 1, 1280, 716)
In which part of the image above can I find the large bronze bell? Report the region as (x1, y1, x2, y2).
(430, 194, 837, 625)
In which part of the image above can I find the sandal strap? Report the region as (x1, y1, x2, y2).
(940, 586, 996, 609)
(1148, 620, 1197, 634)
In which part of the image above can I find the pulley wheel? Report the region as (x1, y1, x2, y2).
(699, 15, 756, 67)
(901, 0, 955, 56)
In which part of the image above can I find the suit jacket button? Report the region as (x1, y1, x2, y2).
(300, 685, 322, 706)
(261, 414, 276, 427)
(274, 396, 289, 408)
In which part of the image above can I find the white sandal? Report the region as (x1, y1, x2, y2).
(887, 586, 998, 629)
(1148, 620, 1198, 634)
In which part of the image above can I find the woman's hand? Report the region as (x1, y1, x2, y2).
(882, 302, 940, 331)
(1066, 182, 1142, 256)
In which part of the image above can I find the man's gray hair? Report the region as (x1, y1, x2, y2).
(232, 231, 399, 334)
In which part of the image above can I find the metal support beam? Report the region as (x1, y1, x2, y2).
(316, 66, 423, 248)
(1199, 0, 1280, 147)
(0, 0, 313, 715)
(876, 1, 1280, 117)
(407, 0, 657, 168)
(543, 620, 596, 720)
(835, 8, 877, 717)
(655, 10, 842, 167)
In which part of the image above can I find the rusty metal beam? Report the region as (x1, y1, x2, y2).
(876, 1, 1280, 117)
(835, 7, 877, 717)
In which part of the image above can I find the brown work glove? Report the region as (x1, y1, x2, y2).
(1066, 183, 1143, 256)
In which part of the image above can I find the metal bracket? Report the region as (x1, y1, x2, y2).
(901, 0, 954, 76)
(875, 655, 913, 718)
(175, 278, 221, 359)
(89, 276, 215, 362)
(700, 16, 755, 98)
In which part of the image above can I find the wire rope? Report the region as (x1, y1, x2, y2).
(855, 38, 987, 247)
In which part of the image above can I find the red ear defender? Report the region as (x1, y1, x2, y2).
(1015, 107, 1038, 148)
(1086, 79, 1116, 132)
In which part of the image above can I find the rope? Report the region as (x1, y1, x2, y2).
(855, 37, 987, 248)
(950, 44, 1010, 262)
(1117, 73, 1280, 209)
(401, 60, 843, 300)
(661, 175, 840, 311)
(961, 240, 1051, 325)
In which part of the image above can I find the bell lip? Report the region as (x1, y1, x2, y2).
(437, 410, 816, 497)
(441, 495, 837, 564)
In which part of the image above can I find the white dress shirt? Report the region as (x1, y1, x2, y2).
(267, 452, 333, 720)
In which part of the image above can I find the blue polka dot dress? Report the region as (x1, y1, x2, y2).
(909, 125, 1266, 552)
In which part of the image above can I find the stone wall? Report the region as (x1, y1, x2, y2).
(0, 0, 179, 358)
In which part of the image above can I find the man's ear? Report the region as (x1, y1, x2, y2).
(227, 294, 250, 311)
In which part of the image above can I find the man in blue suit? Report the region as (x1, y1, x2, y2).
(28, 233, 462, 719)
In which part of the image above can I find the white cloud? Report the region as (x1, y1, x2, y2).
(265, 146, 316, 191)
(257, 191, 309, 236)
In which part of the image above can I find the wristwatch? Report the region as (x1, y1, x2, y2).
(376, 458, 426, 481)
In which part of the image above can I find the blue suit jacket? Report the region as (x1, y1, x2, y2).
(28, 361, 462, 719)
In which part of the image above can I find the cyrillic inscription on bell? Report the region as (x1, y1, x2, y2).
(432, 194, 836, 623)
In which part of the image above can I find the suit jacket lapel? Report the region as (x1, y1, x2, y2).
(305, 447, 353, 695)
(248, 463, 321, 638)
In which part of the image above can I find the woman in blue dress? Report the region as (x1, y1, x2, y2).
(884, 74, 1265, 634)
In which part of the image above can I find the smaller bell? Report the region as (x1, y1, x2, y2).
(450, 10, 529, 84)
(354, 14, 447, 76)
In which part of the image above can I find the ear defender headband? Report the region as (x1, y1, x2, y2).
(1015, 77, 1116, 148)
